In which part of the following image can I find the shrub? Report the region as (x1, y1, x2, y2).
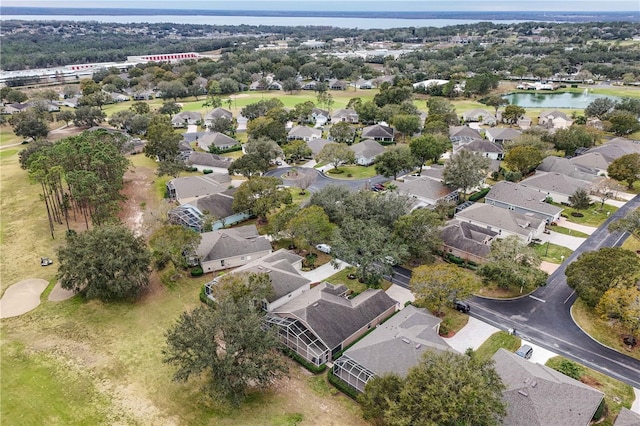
(571, 212, 584, 217)
(202, 169, 213, 174)
(327, 370, 359, 400)
(190, 266, 203, 277)
(491, 171, 500, 180)
(592, 399, 606, 421)
(469, 188, 490, 202)
(504, 170, 523, 182)
(199, 284, 215, 307)
(571, 84, 579, 88)
(551, 359, 583, 380)
(281, 347, 326, 374)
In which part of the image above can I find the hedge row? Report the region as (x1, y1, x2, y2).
(209, 144, 243, 155)
(327, 370, 359, 400)
(198, 284, 215, 307)
(468, 188, 490, 202)
(281, 347, 327, 374)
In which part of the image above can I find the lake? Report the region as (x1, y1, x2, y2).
(0, 14, 529, 29)
(503, 91, 620, 109)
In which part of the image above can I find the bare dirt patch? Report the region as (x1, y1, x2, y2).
(0, 278, 49, 318)
(118, 161, 157, 238)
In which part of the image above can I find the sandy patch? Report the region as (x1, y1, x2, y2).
(0, 278, 49, 318)
(48, 280, 76, 302)
(539, 261, 560, 274)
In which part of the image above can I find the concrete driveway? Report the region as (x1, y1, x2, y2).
(385, 284, 414, 308)
(299, 260, 348, 283)
(444, 317, 501, 353)
(539, 230, 586, 251)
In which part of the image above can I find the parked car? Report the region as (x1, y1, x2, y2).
(40, 257, 53, 266)
(515, 344, 533, 360)
(315, 244, 331, 254)
(454, 300, 470, 313)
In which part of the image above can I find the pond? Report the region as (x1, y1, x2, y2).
(502, 91, 620, 109)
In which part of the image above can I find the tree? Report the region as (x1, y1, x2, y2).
(158, 80, 188, 101)
(282, 78, 301, 94)
(607, 153, 640, 189)
(590, 179, 621, 210)
(585, 98, 616, 119)
(232, 176, 292, 222)
(552, 125, 599, 156)
(394, 209, 443, 262)
(565, 247, 640, 308)
(360, 350, 506, 426)
(130, 101, 151, 115)
(56, 110, 75, 126)
(163, 276, 287, 405)
(481, 95, 509, 115)
(570, 187, 591, 210)
(228, 153, 268, 178)
(392, 114, 422, 142)
(57, 224, 151, 301)
(443, 151, 491, 200)
(479, 236, 547, 291)
(605, 110, 640, 136)
(245, 138, 283, 166)
(246, 116, 287, 143)
(290, 101, 315, 124)
(158, 101, 182, 118)
(316, 142, 355, 171)
(4, 88, 28, 103)
(375, 146, 415, 180)
(329, 121, 356, 144)
(11, 111, 49, 141)
(149, 225, 202, 270)
(411, 264, 479, 314)
(410, 134, 451, 171)
(355, 100, 380, 124)
(209, 117, 236, 136)
(609, 208, 640, 237)
(78, 91, 111, 110)
(144, 115, 181, 162)
(73, 106, 106, 127)
(597, 286, 640, 338)
(331, 217, 408, 287)
(282, 139, 312, 163)
(426, 98, 458, 126)
(502, 105, 526, 124)
(286, 205, 335, 249)
(504, 145, 543, 175)
(308, 185, 352, 224)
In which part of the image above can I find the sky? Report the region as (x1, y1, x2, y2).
(2, 0, 639, 12)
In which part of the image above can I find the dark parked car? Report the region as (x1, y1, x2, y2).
(454, 300, 470, 313)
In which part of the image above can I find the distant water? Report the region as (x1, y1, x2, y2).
(503, 92, 620, 109)
(0, 15, 532, 29)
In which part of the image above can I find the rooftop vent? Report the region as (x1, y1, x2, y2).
(530, 380, 537, 388)
(312, 303, 319, 307)
(415, 344, 422, 349)
(518, 390, 529, 397)
(402, 338, 410, 344)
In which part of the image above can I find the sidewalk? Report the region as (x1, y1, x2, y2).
(445, 317, 500, 353)
(299, 260, 348, 282)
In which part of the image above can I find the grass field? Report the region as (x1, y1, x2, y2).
(326, 164, 377, 180)
(474, 331, 521, 362)
(546, 356, 635, 426)
(571, 299, 640, 362)
(550, 226, 590, 238)
(532, 242, 573, 264)
(553, 203, 618, 227)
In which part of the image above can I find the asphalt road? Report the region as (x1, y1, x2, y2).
(264, 166, 389, 192)
(470, 194, 640, 388)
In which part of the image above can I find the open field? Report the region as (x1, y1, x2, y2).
(0, 143, 366, 425)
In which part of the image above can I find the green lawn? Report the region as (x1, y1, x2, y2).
(549, 225, 590, 238)
(0, 127, 23, 146)
(325, 164, 378, 180)
(553, 203, 618, 227)
(474, 331, 521, 362)
(324, 266, 392, 294)
(546, 356, 635, 426)
(571, 299, 640, 361)
(532, 242, 573, 264)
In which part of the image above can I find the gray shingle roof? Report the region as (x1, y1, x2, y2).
(331, 108, 359, 122)
(307, 138, 332, 156)
(539, 109, 570, 120)
(584, 137, 640, 163)
(342, 305, 452, 377)
(362, 124, 394, 139)
(449, 125, 482, 140)
(492, 349, 604, 426)
(396, 176, 457, 203)
(486, 181, 563, 217)
(205, 107, 232, 121)
(195, 132, 239, 150)
(273, 283, 396, 350)
(171, 111, 202, 124)
(351, 139, 385, 159)
(191, 188, 236, 219)
(167, 174, 231, 201)
(454, 203, 545, 238)
(288, 125, 322, 139)
(486, 127, 522, 141)
(441, 220, 497, 258)
(614, 408, 640, 426)
(197, 225, 272, 263)
(187, 152, 233, 169)
(537, 156, 600, 181)
(520, 172, 592, 198)
(459, 139, 504, 154)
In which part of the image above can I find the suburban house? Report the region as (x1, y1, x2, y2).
(351, 139, 385, 166)
(449, 125, 482, 143)
(196, 225, 272, 273)
(536, 156, 601, 182)
(485, 181, 564, 223)
(332, 305, 452, 393)
(171, 111, 202, 128)
(538, 110, 573, 131)
(288, 125, 322, 142)
(454, 203, 546, 244)
(229, 249, 311, 312)
(204, 107, 232, 127)
(396, 176, 459, 208)
(569, 152, 611, 177)
(492, 349, 604, 426)
(178, 140, 194, 160)
(614, 408, 640, 426)
(2, 102, 30, 114)
(329, 79, 348, 90)
(418, 165, 445, 181)
(517, 116, 533, 130)
(186, 152, 233, 172)
(520, 172, 594, 204)
(62, 95, 81, 108)
(485, 127, 522, 144)
(353, 79, 373, 90)
(168, 188, 237, 233)
(194, 132, 240, 151)
(266, 282, 397, 366)
(306, 138, 332, 157)
(311, 108, 330, 126)
(573, 137, 640, 173)
(331, 108, 359, 123)
(361, 124, 395, 142)
(166, 173, 232, 204)
(440, 220, 498, 263)
(462, 108, 497, 125)
(109, 92, 130, 103)
(456, 139, 504, 160)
